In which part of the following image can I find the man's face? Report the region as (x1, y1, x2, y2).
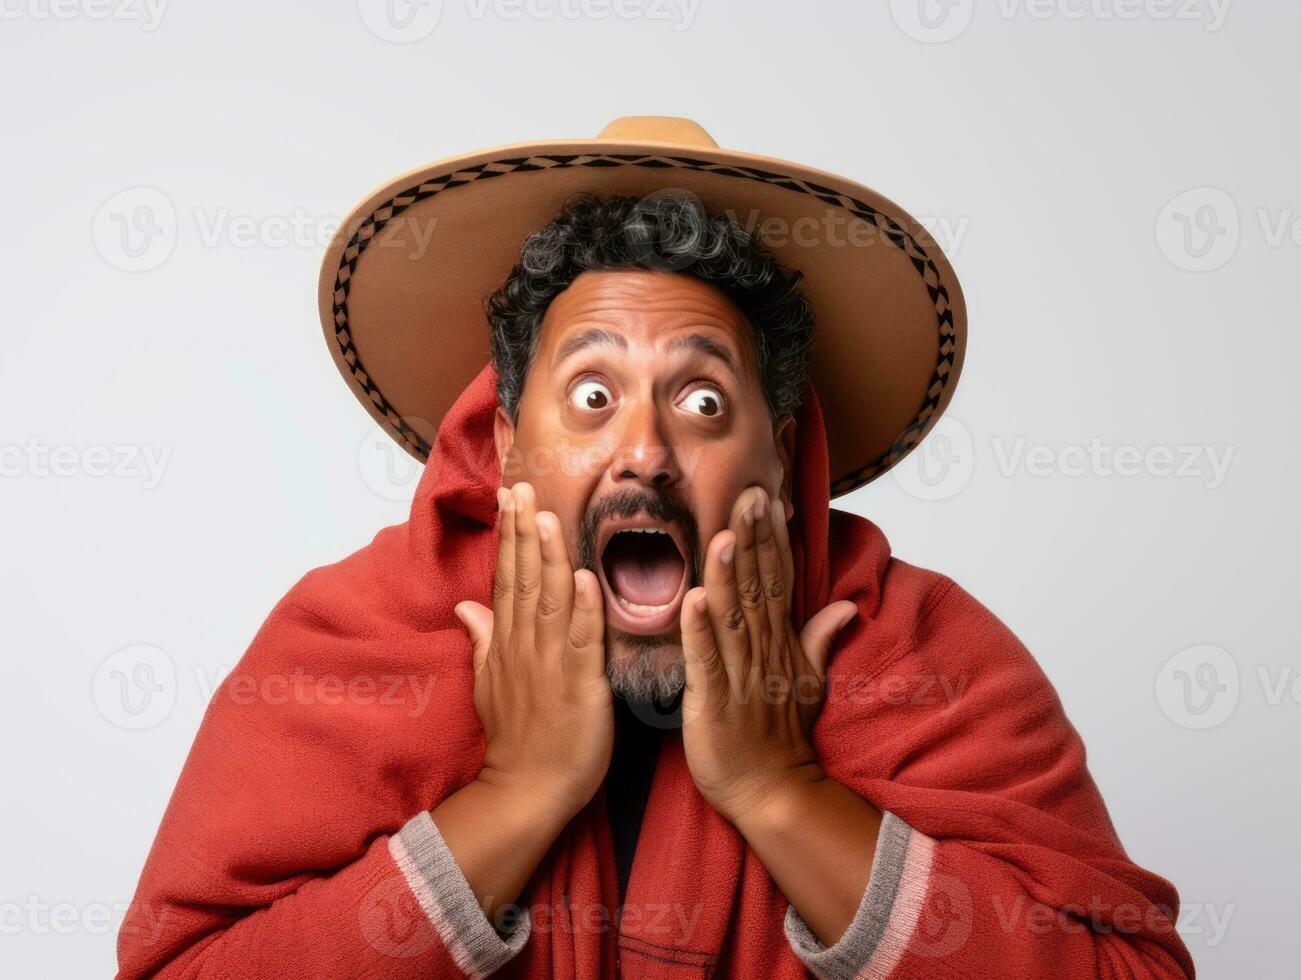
(494, 269, 795, 700)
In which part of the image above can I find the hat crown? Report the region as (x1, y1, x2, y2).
(596, 115, 718, 147)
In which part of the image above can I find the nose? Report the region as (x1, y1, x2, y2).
(610, 398, 682, 491)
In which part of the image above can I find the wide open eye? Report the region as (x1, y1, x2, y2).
(569, 378, 613, 412)
(679, 385, 725, 418)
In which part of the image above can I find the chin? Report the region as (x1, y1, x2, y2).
(605, 632, 685, 702)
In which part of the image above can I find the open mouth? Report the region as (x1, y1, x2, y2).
(596, 521, 690, 635)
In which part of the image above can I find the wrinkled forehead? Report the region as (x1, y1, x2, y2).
(534, 269, 761, 372)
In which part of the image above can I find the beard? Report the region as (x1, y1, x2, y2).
(605, 629, 686, 701)
(576, 487, 702, 704)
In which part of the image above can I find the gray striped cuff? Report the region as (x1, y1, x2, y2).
(784, 811, 926, 979)
(389, 811, 530, 978)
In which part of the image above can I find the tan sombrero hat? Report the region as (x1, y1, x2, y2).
(318, 116, 966, 497)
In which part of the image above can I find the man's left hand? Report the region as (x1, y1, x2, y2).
(678, 485, 858, 827)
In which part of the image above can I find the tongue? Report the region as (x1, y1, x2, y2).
(607, 539, 684, 607)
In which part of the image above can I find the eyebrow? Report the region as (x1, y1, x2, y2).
(553, 327, 738, 375)
(666, 332, 738, 375)
(553, 328, 626, 367)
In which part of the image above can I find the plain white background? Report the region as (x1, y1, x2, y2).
(1, 1, 1294, 976)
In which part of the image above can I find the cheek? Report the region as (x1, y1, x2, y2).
(686, 470, 761, 550)
(512, 415, 620, 486)
(527, 473, 583, 521)
(682, 436, 784, 505)
(525, 480, 588, 566)
(505, 453, 593, 553)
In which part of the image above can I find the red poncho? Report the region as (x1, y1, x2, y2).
(118, 364, 1194, 978)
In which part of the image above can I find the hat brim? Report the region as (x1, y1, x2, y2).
(318, 137, 965, 497)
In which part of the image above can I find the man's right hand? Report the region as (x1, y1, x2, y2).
(454, 480, 613, 819)
(430, 482, 611, 926)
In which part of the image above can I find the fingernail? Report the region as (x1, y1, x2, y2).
(537, 518, 551, 544)
(694, 591, 708, 613)
(753, 492, 767, 520)
(721, 542, 735, 565)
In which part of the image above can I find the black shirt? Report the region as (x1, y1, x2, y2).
(605, 694, 680, 903)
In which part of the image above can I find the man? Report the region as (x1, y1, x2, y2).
(119, 118, 1193, 978)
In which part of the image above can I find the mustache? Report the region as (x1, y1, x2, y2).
(577, 487, 702, 590)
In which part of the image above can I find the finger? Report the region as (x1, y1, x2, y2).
(565, 569, 607, 682)
(510, 482, 542, 652)
(680, 586, 726, 720)
(535, 510, 574, 657)
(702, 528, 750, 693)
(453, 601, 494, 674)
(750, 488, 791, 661)
(770, 489, 796, 618)
(798, 600, 858, 683)
(491, 485, 516, 658)
(729, 487, 767, 653)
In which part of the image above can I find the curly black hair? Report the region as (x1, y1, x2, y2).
(484, 192, 815, 425)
